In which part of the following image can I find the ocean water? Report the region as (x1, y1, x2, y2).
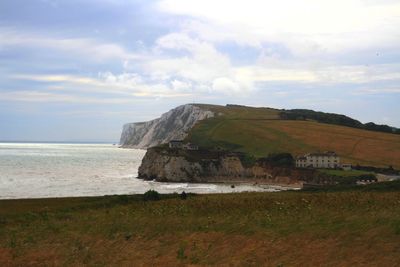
(0, 143, 286, 199)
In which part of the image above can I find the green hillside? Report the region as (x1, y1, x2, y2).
(187, 104, 400, 169)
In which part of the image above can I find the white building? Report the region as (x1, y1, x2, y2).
(341, 163, 352, 171)
(296, 151, 340, 169)
(169, 140, 184, 149)
(169, 140, 199, 150)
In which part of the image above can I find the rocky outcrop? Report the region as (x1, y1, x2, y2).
(138, 148, 308, 184)
(120, 104, 214, 148)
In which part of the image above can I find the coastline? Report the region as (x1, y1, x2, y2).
(0, 181, 298, 200)
(0, 142, 301, 200)
(143, 178, 303, 190)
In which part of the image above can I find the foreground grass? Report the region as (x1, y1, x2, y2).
(1, 190, 400, 266)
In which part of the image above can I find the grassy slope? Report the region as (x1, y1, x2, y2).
(188, 104, 400, 168)
(1, 190, 400, 266)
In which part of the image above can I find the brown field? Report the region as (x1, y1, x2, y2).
(1, 191, 400, 266)
(189, 111, 400, 168)
(269, 120, 400, 167)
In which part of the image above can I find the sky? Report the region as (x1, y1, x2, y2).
(0, 0, 399, 142)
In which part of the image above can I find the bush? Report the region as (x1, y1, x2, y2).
(260, 153, 294, 167)
(327, 173, 376, 185)
(116, 195, 130, 204)
(239, 153, 257, 167)
(180, 191, 187, 200)
(143, 190, 160, 201)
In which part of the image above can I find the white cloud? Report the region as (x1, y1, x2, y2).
(4, 1, 400, 101)
(98, 72, 143, 86)
(212, 77, 241, 94)
(354, 87, 400, 95)
(11, 72, 193, 99)
(157, 0, 400, 55)
(139, 33, 257, 94)
(0, 27, 141, 61)
(147, 33, 233, 83)
(0, 88, 190, 104)
(0, 90, 134, 104)
(243, 63, 400, 84)
(171, 79, 192, 91)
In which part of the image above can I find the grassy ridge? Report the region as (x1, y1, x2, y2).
(188, 105, 400, 168)
(1, 190, 400, 266)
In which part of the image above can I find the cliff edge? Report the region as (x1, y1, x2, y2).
(120, 104, 214, 148)
(138, 147, 315, 185)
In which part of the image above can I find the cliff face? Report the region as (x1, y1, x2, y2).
(120, 104, 214, 148)
(138, 148, 308, 184)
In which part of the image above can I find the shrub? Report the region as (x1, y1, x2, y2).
(260, 153, 294, 167)
(143, 190, 160, 201)
(180, 191, 187, 200)
(116, 195, 130, 204)
(240, 153, 257, 167)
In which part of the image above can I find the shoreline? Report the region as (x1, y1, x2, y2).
(144, 178, 303, 189)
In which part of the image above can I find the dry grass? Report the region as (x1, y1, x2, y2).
(189, 111, 400, 168)
(1, 191, 400, 266)
(269, 120, 400, 167)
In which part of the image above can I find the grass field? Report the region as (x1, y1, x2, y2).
(1, 188, 400, 266)
(188, 105, 400, 169)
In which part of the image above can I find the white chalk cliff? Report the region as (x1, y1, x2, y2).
(120, 104, 214, 148)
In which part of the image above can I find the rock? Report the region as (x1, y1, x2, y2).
(120, 104, 214, 148)
(136, 147, 327, 185)
(137, 148, 299, 183)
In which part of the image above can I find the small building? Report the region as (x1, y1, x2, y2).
(169, 140, 199, 150)
(169, 140, 184, 149)
(341, 163, 352, 171)
(296, 151, 340, 169)
(185, 143, 199, 150)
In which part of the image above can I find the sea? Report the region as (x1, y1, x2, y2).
(0, 142, 287, 199)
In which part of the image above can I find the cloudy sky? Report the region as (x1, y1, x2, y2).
(1, 0, 399, 142)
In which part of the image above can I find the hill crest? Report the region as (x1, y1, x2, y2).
(120, 104, 400, 168)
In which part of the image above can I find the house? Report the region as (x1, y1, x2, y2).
(296, 151, 340, 169)
(169, 140, 184, 149)
(185, 143, 199, 150)
(341, 163, 352, 171)
(168, 140, 199, 150)
(296, 156, 307, 168)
